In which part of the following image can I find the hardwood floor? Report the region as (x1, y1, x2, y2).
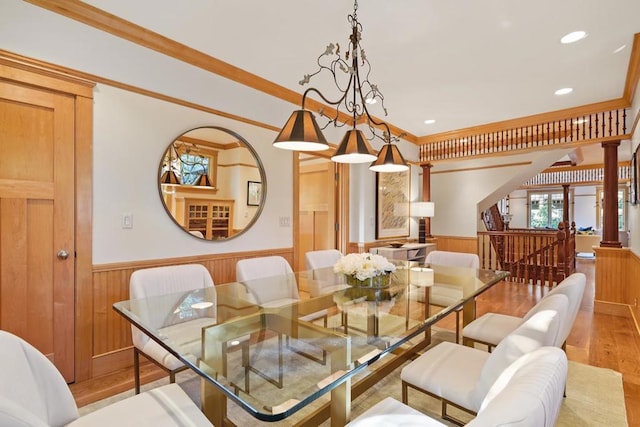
(69, 258, 640, 425)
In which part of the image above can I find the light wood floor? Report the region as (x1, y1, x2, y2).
(70, 258, 640, 426)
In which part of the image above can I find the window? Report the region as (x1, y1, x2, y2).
(528, 191, 569, 229)
(596, 187, 626, 231)
(179, 153, 210, 185)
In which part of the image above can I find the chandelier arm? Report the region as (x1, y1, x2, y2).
(352, 59, 392, 142)
(301, 86, 350, 111)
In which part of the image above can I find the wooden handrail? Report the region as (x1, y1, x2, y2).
(478, 222, 575, 286)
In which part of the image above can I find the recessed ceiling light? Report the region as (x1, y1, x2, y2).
(554, 87, 573, 96)
(613, 45, 626, 54)
(424, 119, 436, 124)
(560, 31, 587, 44)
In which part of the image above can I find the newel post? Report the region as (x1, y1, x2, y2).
(555, 221, 571, 282)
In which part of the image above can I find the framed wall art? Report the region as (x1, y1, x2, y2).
(375, 170, 410, 239)
(247, 181, 262, 206)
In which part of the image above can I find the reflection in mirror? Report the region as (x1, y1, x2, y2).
(159, 126, 266, 240)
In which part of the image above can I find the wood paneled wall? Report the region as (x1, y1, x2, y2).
(628, 251, 640, 324)
(346, 236, 477, 255)
(432, 235, 478, 254)
(594, 247, 630, 304)
(90, 248, 293, 376)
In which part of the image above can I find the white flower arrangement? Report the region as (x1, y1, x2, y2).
(333, 253, 396, 281)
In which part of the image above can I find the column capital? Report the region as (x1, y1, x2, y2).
(601, 139, 621, 147)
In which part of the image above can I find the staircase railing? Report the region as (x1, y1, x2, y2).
(478, 222, 575, 286)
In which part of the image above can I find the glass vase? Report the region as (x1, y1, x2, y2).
(345, 273, 390, 288)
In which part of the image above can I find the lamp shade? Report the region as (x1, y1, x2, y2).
(410, 267, 434, 287)
(160, 169, 180, 185)
(410, 202, 435, 218)
(195, 173, 212, 187)
(369, 143, 409, 172)
(331, 129, 377, 163)
(273, 110, 330, 151)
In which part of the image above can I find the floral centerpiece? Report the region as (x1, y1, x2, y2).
(333, 253, 396, 288)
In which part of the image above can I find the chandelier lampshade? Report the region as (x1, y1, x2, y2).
(331, 129, 377, 163)
(160, 169, 180, 185)
(195, 173, 212, 187)
(272, 110, 329, 151)
(369, 142, 409, 172)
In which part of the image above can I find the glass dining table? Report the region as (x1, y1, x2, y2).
(113, 261, 508, 427)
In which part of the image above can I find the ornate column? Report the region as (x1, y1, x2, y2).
(562, 184, 570, 224)
(422, 163, 433, 238)
(600, 140, 622, 248)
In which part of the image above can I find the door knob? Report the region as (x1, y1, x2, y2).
(57, 249, 69, 260)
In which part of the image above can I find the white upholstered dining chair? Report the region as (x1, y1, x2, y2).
(347, 346, 567, 427)
(424, 250, 480, 343)
(0, 330, 212, 427)
(236, 255, 328, 384)
(129, 264, 216, 394)
(304, 249, 349, 297)
(305, 249, 342, 271)
(400, 293, 567, 423)
(463, 272, 586, 351)
(236, 255, 300, 307)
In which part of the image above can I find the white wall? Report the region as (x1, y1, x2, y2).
(431, 149, 571, 237)
(93, 85, 292, 264)
(573, 186, 597, 229)
(349, 159, 421, 244)
(508, 190, 528, 229)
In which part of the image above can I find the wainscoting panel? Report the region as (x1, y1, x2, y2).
(433, 235, 478, 254)
(90, 248, 293, 377)
(628, 251, 640, 326)
(594, 247, 630, 304)
(347, 236, 478, 256)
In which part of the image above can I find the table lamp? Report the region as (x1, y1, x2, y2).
(410, 202, 435, 243)
(410, 267, 434, 287)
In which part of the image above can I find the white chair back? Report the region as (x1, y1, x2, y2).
(236, 256, 299, 306)
(0, 330, 79, 426)
(304, 250, 346, 297)
(473, 293, 568, 407)
(305, 249, 342, 271)
(545, 272, 586, 346)
(469, 347, 567, 427)
(425, 250, 479, 269)
(129, 264, 215, 350)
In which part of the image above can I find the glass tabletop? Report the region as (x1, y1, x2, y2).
(113, 261, 508, 422)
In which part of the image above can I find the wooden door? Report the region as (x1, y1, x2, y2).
(297, 157, 336, 270)
(0, 80, 75, 381)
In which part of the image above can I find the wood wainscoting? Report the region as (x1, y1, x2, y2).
(594, 247, 630, 304)
(90, 248, 293, 378)
(628, 250, 640, 327)
(593, 247, 640, 338)
(347, 235, 478, 256)
(432, 235, 477, 254)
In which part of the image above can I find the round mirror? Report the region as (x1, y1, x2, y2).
(158, 126, 266, 240)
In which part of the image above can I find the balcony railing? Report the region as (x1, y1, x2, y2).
(420, 108, 628, 162)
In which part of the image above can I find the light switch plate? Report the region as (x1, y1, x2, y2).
(121, 213, 133, 229)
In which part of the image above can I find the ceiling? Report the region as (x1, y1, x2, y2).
(37, 1, 640, 163)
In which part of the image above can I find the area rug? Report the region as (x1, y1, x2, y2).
(80, 329, 627, 426)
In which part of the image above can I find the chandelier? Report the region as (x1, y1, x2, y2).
(160, 142, 212, 187)
(272, 1, 408, 173)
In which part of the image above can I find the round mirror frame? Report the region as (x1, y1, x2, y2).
(158, 126, 267, 241)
